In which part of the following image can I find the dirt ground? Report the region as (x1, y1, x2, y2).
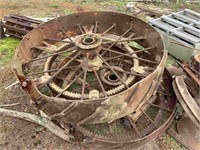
(0, 0, 196, 149)
(0, 63, 81, 150)
(0, 1, 91, 149)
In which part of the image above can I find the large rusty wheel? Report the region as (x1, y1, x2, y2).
(14, 12, 167, 125)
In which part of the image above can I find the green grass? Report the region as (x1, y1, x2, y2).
(100, 0, 126, 11)
(50, 3, 60, 8)
(166, 55, 179, 67)
(63, 9, 74, 15)
(0, 38, 20, 64)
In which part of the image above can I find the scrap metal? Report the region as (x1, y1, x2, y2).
(9, 11, 175, 148)
(173, 75, 200, 129)
(0, 14, 43, 39)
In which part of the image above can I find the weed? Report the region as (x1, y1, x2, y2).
(166, 55, 179, 67)
(63, 9, 73, 15)
(0, 38, 20, 64)
(50, 3, 60, 8)
(100, 0, 126, 11)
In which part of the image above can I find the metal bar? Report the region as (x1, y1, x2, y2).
(45, 38, 72, 43)
(140, 109, 158, 128)
(108, 28, 132, 49)
(0, 22, 5, 39)
(49, 102, 76, 119)
(89, 25, 94, 33)
(77, 24, 84, 34)
(97, 53, 129, 89)
(60, 28, 75, 44)
(103, 36, 145, 44)
(5, 31, 23, 39)
(9, 14, 42, 24)
(94, 21, 99, 33)
(1, 23, 29, 34)
(28, 69, 58, 76)
(101, 28, 132, 56)
(77, 111, 96, 125)
(28, 46, 76, 63)
(103, 65, 146, 77)
(28, 65, 80, 76)
(105, 46, 155, 61)
(102, 47, 157, 64)
(32, 46, 55, 53)
(81, 58, 88, 100)
(56, 71, 84, 98)
(146, 102, 172, 112)
(167, 129, 195, 150)
(177, 61, 200, 86)
(93, 69, 107, 97)
(71, 82, 99, 92)
(101, 23, 116, 36)
(156, 90, 171, 96)
(127, 116, 142, 138)
(4, 16, 35, 28)
(38, 52, 80, 89)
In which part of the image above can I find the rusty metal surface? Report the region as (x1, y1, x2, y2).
(190, 53, 200, 74)
(173, 75, 200, 129)
(0, 21, 5, 39)
(14, 11, 166, 126)
(177, 116, 200, 150)
(1, 14, 42, 39)
(73, 69, 177, 149)
(167, 128, 195, 150)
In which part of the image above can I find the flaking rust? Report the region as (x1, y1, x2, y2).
(13, 11, 171, 149)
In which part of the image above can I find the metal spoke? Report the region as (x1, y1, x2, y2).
(108, 28, 132, 49)
(45, 38, 72, 43)
(105, 46, 155, 61)
(71, 82, 99, 92)
(56, 71, 84, 98)
(127, 116, 142, 138)
(42, 41, 52, 47)
(97, 53, 129, 89)
(32, 46, 54, 53)
(102, 47, 157, 64)
(140, 109, 158, 128)
(93, 68, 107, 97)
(29, 46, 76, 63)
(101, 28, 132, 56)
(103, 65, 146, 77)
(94, 21, 99, 33)
(81, 57, 88, 100)
(77, 111, 96, 125)
(156, 91, 171, 96)
(146, 102, 172, 112)
(38, 52, 81, 89)
(28, 69, 58, 76)
(49, 102, 76, 119)
(103, 36, 145, 44)
(60, 28, 75, 44)
(77, 24, 84, 34)
(101, 23, 116, 36)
